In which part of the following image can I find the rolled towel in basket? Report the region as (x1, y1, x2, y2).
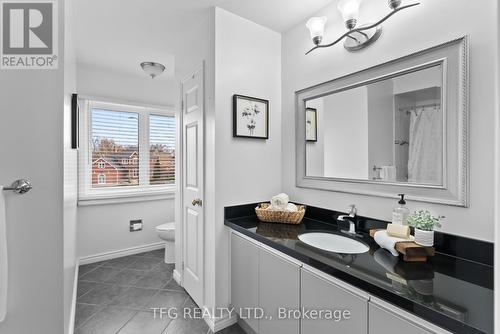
(285, 203, 298, 212)
(270, 193, 289, 210)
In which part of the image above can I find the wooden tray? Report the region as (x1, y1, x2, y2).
(370, 229, 435, 262)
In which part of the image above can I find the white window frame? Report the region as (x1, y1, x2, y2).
(78, 99, 176, 205)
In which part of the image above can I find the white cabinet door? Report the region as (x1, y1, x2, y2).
(301, 266, 369, 334)
(230, 233, 259, 333)
(369, 298, 451, 334)
(259, 246, 300, 334)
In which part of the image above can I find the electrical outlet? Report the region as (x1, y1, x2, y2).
(130, 219, 143, 232)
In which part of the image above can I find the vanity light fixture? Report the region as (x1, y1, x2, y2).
(337, 0, 362, 29)
(306, 0, 419, 54)
(140, 61, 165, 79)
(306, 17, 328, 46)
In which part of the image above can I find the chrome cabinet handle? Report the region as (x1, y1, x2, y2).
(192, 198, 202, 207)
(2, 179, 32, 194)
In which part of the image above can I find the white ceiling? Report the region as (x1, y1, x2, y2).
(75, 0, 333, 79)
(216, 0, 334, 33)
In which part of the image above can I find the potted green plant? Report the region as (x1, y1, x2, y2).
(407, 210, 441, 246)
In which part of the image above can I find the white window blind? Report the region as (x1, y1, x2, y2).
(91, 108, 139, 188)
(78, 100, 176, 202)
(149, 115, 176, 185)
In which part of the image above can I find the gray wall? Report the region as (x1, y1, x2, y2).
(0, 2, 65, 333)
(305, 98, 324, 176)
(323, 89, 368, 179)
(77, 200, 174, 258)
(165, 7, 216, 310)
(63, 0, 78, 333)
(282, 0, 498, 241)
(367, 80, 394, 175)
(76, 58, 177, 259)
(77, 64, 178, 107)
(212, 7, 282, 311)
(495, 3, 500, 331)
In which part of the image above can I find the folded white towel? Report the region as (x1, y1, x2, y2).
(270, 193, 289, 210)
(380, 166, 396, 181)
(285, 203, 298, 212)
(374, 230, 413, 257)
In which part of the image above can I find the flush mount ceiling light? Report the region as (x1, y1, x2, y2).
(306, 0, 419, 54)
(140, 61, 166, 79)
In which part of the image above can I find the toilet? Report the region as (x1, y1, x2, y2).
(155, 223, 175, 264)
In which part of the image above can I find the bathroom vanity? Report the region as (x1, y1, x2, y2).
(224, 36, 492, 334)
(225, 203, 493, 334)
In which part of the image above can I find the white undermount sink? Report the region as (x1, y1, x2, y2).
(298, 232, 369, 254)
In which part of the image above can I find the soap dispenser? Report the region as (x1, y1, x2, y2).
(392, 194, 410, 225)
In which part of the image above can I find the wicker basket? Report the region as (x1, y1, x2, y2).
(255, 203, 305, 225)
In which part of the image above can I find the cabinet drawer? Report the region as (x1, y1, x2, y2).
(301, 266, 368, 334)
(369, 298, 452, 334)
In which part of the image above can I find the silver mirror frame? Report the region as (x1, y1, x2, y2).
(295, 36, 469, 207)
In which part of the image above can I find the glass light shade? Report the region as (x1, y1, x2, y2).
(306, 17, 327, 44)
(337, 0, 362, 23)
(140, 62, 165, 79)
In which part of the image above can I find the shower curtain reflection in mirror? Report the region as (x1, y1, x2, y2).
(407, 105, 443, 185)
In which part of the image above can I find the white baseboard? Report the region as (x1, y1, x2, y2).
(67, 260, 79, 334)
(79, 242, 165, 265)
(204, 309, 238, 332)
(173, 269, 182, 285)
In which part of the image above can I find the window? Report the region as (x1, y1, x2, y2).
(79, 100, 176, 202)
(149, 115, 175, 185)
(91, 108, 139, 188)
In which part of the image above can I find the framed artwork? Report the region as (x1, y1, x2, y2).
(306, 107, 317, 142)
(233, 94, 269, 139)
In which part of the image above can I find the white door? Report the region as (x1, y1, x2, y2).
(181, 65, 204, 307)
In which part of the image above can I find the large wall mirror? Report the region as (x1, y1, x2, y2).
(296, 37, 469, 206)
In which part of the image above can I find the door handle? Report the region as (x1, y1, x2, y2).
(192, 198, 202, 207)
(2, 179, 32, 194)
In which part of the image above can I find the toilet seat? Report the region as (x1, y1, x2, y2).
(156, 222, 175, 231)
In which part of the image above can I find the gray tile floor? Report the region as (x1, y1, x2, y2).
(75, 249, 244, 334)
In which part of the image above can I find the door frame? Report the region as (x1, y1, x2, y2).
(175, 62, 205, 302)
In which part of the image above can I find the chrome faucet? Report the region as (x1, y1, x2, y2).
(337, 205, 358, 236)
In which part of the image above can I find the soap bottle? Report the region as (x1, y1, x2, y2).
(392, 194, 410, 225)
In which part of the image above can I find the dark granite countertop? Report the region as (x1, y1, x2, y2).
(224, 203, 494, 334)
